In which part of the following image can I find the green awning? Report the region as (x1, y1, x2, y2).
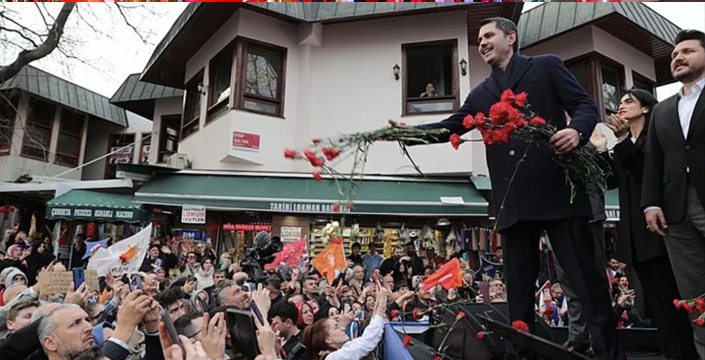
(605, 189, 620, 221)
(470, 175, 492, 191)
(46, 190, 150, 224)
(135, 174, 488, 217)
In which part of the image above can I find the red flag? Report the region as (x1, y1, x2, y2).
(312, 237, 347, 282)
(421, 258, 463, 292)
(265, 237, 307, 270)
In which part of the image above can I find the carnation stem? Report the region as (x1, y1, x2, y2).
(493, 145, 531, 232)
(438, 317, 461, 352)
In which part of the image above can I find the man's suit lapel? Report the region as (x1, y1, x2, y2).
(664, 96, 686, 144)
(687, 90, 705, 140)
(506, 55, 533, 91)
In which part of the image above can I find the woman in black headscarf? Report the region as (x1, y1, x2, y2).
(24, 240, 54, 285)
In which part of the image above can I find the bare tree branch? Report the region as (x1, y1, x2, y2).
(114, 3, 150, 45)
(0, 26, 39, 48)
(0, 2, 75, 83)
(33, 3, 52, 31)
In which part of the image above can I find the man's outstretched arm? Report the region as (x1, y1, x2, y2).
(410, 92, 475, 145)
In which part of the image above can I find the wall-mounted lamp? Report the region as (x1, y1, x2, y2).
(459, 58, 468, 76)
(196, 83, 206, 95)
(436, 218, 451, 227)
(393, 64, 400, 81)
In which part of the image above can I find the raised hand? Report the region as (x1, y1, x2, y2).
(200, 312, 227, 360)
(606, 114, 630, 141)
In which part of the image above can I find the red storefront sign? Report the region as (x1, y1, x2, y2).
(232, 131, 260, 151)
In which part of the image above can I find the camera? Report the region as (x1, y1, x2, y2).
(240, 232, 283, 279)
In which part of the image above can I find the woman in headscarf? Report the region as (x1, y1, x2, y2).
(24, 241, 54, 285)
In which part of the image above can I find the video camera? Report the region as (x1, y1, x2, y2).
(240, 231, 283, 280)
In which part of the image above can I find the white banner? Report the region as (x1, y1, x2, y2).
(182, 206, 206, 224)
(88, 225, 151, 277)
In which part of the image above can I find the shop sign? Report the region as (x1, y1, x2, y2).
(175, 229, 206, 241)
(280, 227, 302, 242)
(269, 202, 351, 214)
(182, 206, 206, 224)
(232, 131, 260, 152)
(49, 207, 136, 221)
(222, 223, 272, 232)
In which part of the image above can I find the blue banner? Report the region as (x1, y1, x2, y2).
(83, 239, 110, 260)
(476, 256, 503, 280)
(175, 229, 206, 241)
(384, 324, 415, 360)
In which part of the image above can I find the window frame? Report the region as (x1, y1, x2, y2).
(0, 96, 18, 156)
(20, 97, 56, 162)
(182, 71, 204, 141)
(139, 132, 151, 164)
(159, 115, 181, 164)
(233, 37, 287, 118)
(564, 53, 625, 118)
(206, 44, 235, 123)
(104, 133, 135, 179)
(54, 108, 84, 167)
(631, 71, 656, 94)
(401, 39, 460, 117)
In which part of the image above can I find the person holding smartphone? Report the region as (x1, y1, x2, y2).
(302, 280, 388, 360)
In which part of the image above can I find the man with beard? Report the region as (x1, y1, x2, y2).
(404, 242, 425, 280)
(410, 17, 621, 360)
(38, 304, 96, 360)
(379, 246, 411, 285)
(642, 29, 705, 358)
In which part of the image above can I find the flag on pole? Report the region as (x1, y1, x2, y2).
(311, 237, 347, 282)
(88, 225, 151, 277)
(265, 237, 307, 270)
(83, 239, 110, 260)
(421, 258, 463, 292)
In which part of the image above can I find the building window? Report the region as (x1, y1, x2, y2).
(207, 47, 233, 123)
(402, 40, 459, 115)
(55, 109, 84, 167)
(601, 67, 621, 114)
(105, 133, 135, 179)
(632, 71, 656, 94)
(140, 132, 151, 163)
(235, 39, 286, 117)
(182, 71, 203, 140)
(159, 115, 180, 163)
(21, 98, 55, 161)
(565, 53, 624, 118)
(0, 97, 17, 156)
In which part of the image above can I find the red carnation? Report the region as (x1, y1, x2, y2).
(696, 298, 705, 313)
(312, 172, 323, 181)
(0, 206, 6, 214)
(514, 92, 528, 107)
(674, 299, 682, 310)
(500, 89, 515, 103)
(476, 331, 486, 339)
(7, 205, 15, 212)
(434, 357, 442, 360)
(463, 115, 474, 129)
(312, 138, 321, 145)
(474, 113, 486, 129)
(683, 302, 694, 313)
(456, 311, 466, 320)
(450, 134, 463, 150)
(529, 117, 547, 127)
(489, 101, 523, 126)
(322, 147, 340, 161)
(331, 204, 339, 212)
(694, 317, 705, 326)
(284, 148, 298, 159)
(400, 122, 407, 127)
(412, 308, 421, 320)
(402, 335, 413, 347)
(390, 309, 399, 318)
(511, 320, 529, 333)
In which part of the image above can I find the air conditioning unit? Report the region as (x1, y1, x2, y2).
(166, 153, 189, 169)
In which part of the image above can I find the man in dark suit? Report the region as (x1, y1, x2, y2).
(642, 29, 705, 358)
(415, 17, 621, 360)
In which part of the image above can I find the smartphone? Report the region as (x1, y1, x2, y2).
(250, 302, 265, 325)
(462, 252, 469, 262)
(226, 308, 261, 360)
(243, 282, 257, 293)
(161, 308, 180, 346)
(73, 268, 85, 288)
(128, 274, 144, 292)
(343, 302, 351, 313)
(479, 281, 490, 304)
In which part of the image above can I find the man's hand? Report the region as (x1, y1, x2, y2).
(116, 291, 152, 334)
(645, 208, 668, 236)
(549, 128, 580, 154)
(252, 283, 271, 317)
(254, 316, 278, 357)
(65, 282, 90, 307)
(201, 312, 227, 360)
(142, 299, 161, 333)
